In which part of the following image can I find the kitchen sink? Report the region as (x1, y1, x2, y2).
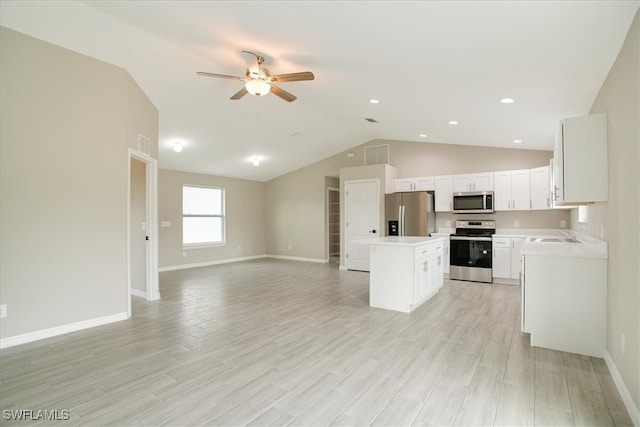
(531, 237, 581, 243)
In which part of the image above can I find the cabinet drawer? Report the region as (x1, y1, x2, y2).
(493, 237, 511, 247)
(415, 246, 431, 258)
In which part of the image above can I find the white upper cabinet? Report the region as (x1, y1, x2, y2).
(434, 175, 453, 212)
(493, 170, 530, 211)
(453, 172, 493, 192)
(530, 166, 550, 210)
(393, 176, 435, 192)
(553, 113, 607, 205)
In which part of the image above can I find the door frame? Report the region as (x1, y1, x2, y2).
(343, 179, 380, 271)
(127, 148, 160, 317)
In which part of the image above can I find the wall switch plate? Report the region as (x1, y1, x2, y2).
(514, 220, 520, 228)
(0, 304, 6, 318)
(560, 220, 567, 228)
(238, 245, 242, 252)
(182, 251, 187, 257)
(161, 221, 171, 228)
(288, 245, 292, 251)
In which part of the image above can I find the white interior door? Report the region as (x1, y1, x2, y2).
(345, 180, 379, 271)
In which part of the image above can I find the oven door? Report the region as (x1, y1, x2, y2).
(449, 236, 493, 283)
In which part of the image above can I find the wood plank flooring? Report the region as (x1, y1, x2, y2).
(0, 258, 633, 426)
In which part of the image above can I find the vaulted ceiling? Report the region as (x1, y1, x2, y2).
(1, 1, 637, 181)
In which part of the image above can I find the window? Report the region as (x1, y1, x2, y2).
(182, 186, 224, 246)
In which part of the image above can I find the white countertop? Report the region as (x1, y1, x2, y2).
(520, 233, 607, 259)
(354, 236, 444, 247)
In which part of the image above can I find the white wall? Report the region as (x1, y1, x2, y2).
(0, 27, 158, 341)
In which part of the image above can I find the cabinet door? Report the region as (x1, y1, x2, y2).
(511, 170, 531, 210)
(510, 237, 526, 280)
(414, 256, 430, 303)
(413, 177, 435, 191)
(453, 174, 472, 192)
(553, 125, 565, 204)
(473, 173, 494, 191)
(394, 179, 414, 192)
(530, 166, 550, 210)
(493, 245, 511, 279)
(435, 176, 453, 212)
(493, 171, 511, 211)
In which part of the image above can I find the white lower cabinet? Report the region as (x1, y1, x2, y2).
(492, 236, 526, 281)
(522, 253, 606, 357)
(492, 238, 511, 279)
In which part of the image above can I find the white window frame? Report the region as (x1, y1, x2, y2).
(182, 185, 226, 249)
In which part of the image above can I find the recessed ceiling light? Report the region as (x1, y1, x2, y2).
(513, 139, 523, 144)
(419, 134, 428, 138)
(369, 99, 380, 104)
(448, 121, 459, 125)
(252, 157, 261, 166)
(500, 98, 515, 104)
(172, 142, 183, 153)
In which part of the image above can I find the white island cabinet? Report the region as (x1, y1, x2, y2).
(361, 236, 444, 313)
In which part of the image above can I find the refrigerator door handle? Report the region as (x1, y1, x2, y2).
(400, 205, 405, 236)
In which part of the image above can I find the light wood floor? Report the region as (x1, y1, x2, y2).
(0, 259, 632, 426)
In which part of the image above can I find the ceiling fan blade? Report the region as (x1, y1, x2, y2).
(270, 71, 315, 83)
(230, 87, 248, 100)
(196, 71, 244, 81)
(270, 85, 297, 102)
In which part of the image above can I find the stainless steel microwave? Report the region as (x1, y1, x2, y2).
(452, 191, 494, 214)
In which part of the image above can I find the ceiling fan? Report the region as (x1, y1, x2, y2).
(197, 51, 314, 102)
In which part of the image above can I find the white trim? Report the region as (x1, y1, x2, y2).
(267, 255, 328, 264)
(604, 350, 640, 426)
(159, 255, 267, 272)
(130, 289, 147, 299)
(0, 312, 128, 349)
(339, 265, 348, 270)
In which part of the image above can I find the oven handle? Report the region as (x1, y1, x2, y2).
(450, 236, 493, 242)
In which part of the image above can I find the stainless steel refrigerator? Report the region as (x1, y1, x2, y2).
(385, 192, 435, 236)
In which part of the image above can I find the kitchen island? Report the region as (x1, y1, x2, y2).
(358, 236, 445, 313)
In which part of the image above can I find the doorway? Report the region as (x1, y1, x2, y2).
(127, 149, 159, 317)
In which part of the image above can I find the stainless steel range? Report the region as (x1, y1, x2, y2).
(449, 220, 495, 283)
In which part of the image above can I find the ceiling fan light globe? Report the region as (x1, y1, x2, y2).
(245, 79, 271, 97)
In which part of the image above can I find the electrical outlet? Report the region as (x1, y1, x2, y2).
(288, 245, 292, 251)
(514, 220, 520, 228)
(621, 333, 626, 355)
(238, 245, 242, 252)
(0, 305, 6, 318)
(560, 220, 567, 228)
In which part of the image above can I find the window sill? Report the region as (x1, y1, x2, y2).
(183, 242, 226, 250)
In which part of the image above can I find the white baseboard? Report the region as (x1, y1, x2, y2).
(266, 254, 328, 264)
(130, 289, 146, 299)
(0, 312, 129, 349)
(159, 254, 267, 272)
(604, 350, 640, 426)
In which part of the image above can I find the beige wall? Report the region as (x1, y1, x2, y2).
(571, 11, 639, 412)
(158, 169, 266, 269)
(266, 138, 567, 263)
(0, 27, 158, 339)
